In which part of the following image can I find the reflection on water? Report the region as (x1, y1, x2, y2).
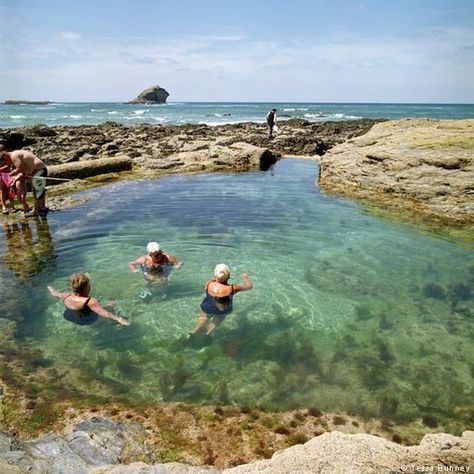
(0, 160, 473, 434)
(2, 216, 55, 280)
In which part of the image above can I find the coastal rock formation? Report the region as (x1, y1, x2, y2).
(3, 118, 472, 225)
(226, 430, 474, 473)
(4, 100, 53, 105)
(0, 119, 379, 169)
(129, 85, 170, 104)
(319, 119, 474, 224)
(0, 417, 472, 473)
(48, 156, 133, 181)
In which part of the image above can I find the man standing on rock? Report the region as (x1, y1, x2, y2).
(0, 145, 48, 217)
(266, 108, 277, 139)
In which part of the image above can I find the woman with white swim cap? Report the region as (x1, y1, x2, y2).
(191, 263, 253, 336)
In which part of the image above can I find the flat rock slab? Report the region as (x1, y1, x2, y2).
(48, 156, 132, 181)
(224, 430, 474, 474)
(319, 119, 474, 224)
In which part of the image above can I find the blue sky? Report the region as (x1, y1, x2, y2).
(1, 0, 473, 102)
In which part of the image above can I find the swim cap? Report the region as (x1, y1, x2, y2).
(147, 242, 160, 253)
(214, 263, 230, 283)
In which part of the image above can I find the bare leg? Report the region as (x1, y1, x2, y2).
(17, 179, 30, 212)
(191, 312, 210, 334)
(0, 181, 8, 212)
(206, 315, 225, 335)
(36, 192, 47, 214)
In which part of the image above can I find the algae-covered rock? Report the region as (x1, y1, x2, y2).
(320, 119, 474, 224)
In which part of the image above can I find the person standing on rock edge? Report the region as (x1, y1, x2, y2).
(0, 145, 48, 217)
(266, 108, 277, 139)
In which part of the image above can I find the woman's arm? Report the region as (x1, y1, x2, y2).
(166, 254, 183, 269)
(88, 298, 130, 326)
(233, 273, 253, 293)
(128, 256, 145, 273)
(47, 286, 70, 301)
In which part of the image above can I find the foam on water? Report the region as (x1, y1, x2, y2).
(0, 160, 472, 432)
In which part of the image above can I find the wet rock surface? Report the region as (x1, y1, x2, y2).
(0, 118, 380, 170)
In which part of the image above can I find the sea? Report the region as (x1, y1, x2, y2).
(1, 102, 473, 128)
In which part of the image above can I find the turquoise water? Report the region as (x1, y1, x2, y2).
(0, 160, 473, 430)
(1, 102, 473, 128)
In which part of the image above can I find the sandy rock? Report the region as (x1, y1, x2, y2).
(168, 142, 276, 172)
(91, 462, 218, 473)
(48, 155, 133, 181)
(402, 430, 474, 472)
(224, 430, 474, 474)
(319, 119, 474, 223)
(224, 431, 405, 473)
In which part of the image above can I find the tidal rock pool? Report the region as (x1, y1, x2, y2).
(1, 159, 472, 433)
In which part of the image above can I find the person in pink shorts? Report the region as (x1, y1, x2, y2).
(0, 164, 19, 214)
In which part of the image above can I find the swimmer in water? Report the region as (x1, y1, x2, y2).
(129, 241, 183, 282)
(191, 263, 253, 336)
(48, 272, 130, 326)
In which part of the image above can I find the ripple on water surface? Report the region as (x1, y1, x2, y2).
(0, 159, 473, 431)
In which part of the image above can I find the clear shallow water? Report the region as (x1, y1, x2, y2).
(0, 160, 473, 430)
(1, 102, 473, 128)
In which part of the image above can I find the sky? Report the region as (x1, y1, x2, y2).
(0, 0, 473, 103)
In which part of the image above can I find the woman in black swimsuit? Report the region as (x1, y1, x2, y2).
(191, 263, 253, 336)
(48, 273, 130, 326)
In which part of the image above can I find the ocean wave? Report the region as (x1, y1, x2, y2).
(329, 113, 362, 119)
(133, 110, 149, 115)
(10, 115, 27, 119)
(108, 111, 120, 115)
(283, 108, 308, 112)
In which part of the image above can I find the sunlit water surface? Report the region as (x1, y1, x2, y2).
(0, 160, 473, 430)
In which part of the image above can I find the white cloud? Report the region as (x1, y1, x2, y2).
(1, 28, 473, 102)
(60, 31, 81, 41)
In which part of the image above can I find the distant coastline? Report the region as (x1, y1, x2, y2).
(4, 100, 53, 105)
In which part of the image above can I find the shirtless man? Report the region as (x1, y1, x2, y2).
(0, 146, 48, 216)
